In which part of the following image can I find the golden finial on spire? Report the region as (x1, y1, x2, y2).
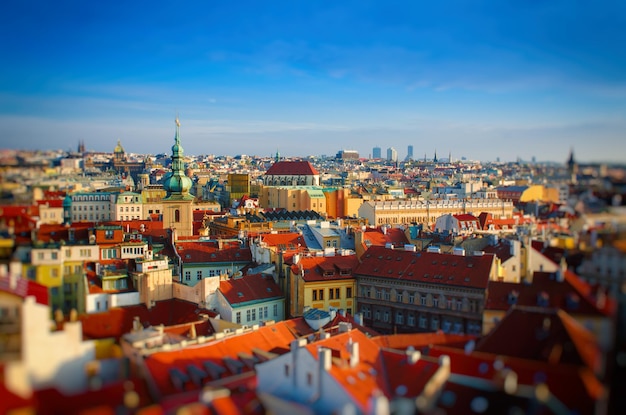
(175, 116, 180, 128)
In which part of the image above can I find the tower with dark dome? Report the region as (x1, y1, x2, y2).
(162, 117, 194, 236)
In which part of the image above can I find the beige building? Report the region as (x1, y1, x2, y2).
(358, 198, 514, 228)
(259, 186, 327, 215)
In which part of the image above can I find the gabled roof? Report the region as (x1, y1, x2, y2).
(260, 232, 307, 250)
(0, 275, 48, 305)
(482, 240, 514, 263)
(360, 227, 409, 248)
(176, 240, 252, 264)
(291, 254, 359, 282)
(452, 214, 479, 223)
(355, 246, 495, 290)
(219, 274, 283, 306)
(265, 161, 319, 176)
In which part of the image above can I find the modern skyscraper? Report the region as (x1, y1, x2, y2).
(387, 147, 398, 163)
(372, 146, 382, 159)
(406, 145, 414, 161)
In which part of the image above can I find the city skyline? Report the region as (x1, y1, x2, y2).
(1, 1, 626, 163)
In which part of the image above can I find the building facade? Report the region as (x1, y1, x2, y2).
(354, 246, 496, 335)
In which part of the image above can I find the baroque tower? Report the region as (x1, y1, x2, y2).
(162, 117, 194, 237)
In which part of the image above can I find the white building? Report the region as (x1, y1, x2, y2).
(114, 191, 143, 221)
(215, 273, 284, 325)
(69, 192, 116, 223)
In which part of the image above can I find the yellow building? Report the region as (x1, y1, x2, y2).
(323, 188, 363, 218)
(286, 253, 358, 317)
(28, 244, 99, 314)
(259, 185, 327, 215)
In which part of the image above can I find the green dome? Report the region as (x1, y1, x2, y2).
(163, 172, 192, 194)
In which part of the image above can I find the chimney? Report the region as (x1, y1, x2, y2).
(319, 347, 332, 372)
(348, 339, 359, 368)
(406, 346, 421, 364)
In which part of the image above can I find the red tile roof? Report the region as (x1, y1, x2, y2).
(360, 227, 409, 248)
(80, 299, 215, 340)
(265, 161, 319, 176)
(485, 270, 614, 316)
(260, 232, 307, 250)
(355, 246, 495, 289)
(482, 240, 514, 263)
(219, 274, 283, 306)
(476, 307, 602, 371)
(371, 332, 476, 350)
(143, 322, 299, 396)
(428, 345, 605, 414)
(290, 254, 359, 282)
(0, 275, 48, 305)
(176, 240, 252, 264)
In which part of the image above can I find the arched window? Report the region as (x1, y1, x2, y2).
(174, 209, 180, 222)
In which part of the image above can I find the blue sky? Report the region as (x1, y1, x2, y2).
(1, 1, 625, 162)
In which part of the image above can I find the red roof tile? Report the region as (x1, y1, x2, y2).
(265, 161, 319, 176)
(80, 299, 215, 340)
(476, 307, 602, 371)
(219, 274, 283, 306)
(355, 246, 495, 289)
(144, 322, 299, 396)
(260, 232, 307, 250)
(0, 275, 49, 305)
(485, 271, 613, 316)
(176, 241, 252, 264)
(290, 254, 359, 282)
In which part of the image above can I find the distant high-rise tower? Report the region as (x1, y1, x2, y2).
(406, 145, 414, 161)
(433, 149, 438, 163)
(77, 140, 85, 154)
(387, 147, 398, 163)
(372, 146, 382, 159)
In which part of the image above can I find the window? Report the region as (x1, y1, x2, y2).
(346, 287, 352, 298)
(51, 252, 58, 260)
(375, 310, 380, 321)
(273, 304, 278, 316)
(431, 317, 439, 330)
(174, 209, 180, 222)
(347, 308, 352, 315)
(397, 293, 403, 303)
(409, 293, 415, 304)
(420, 296, 426, 306)
(376, 289, 382, 300)
(419, 315, 427, 328)
(185, 271, 191, 281)
(408, 314, 415, 326)
(264, 306, 268, 319)
(246, 309, 251, 322)
(329, 289, 334, 300)
(51, 269, 58, 278)
(197, 270, 202, 280)
(395, 312, 404, 325)
(307, 373, 313, 386)
(319, 289, 324, 301)
(383, 311, 390, 322)
(313, 290, 318, 301)
(284, 365, 290, 377)
(105, 230, 114, 239)
(384, 290, 390, 301)
(433, 297, 439, 307)
(37, 252, 44, 260)
(251, 308, 256, 321)
(335, 288, 340, 299)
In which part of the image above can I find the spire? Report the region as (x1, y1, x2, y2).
(275, 149, 280, 163)
(433, 149, 438, 163)
(163, 116, 193, 200)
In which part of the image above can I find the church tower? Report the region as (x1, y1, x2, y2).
(162, 117, 195, 237)
(567, 148, 578, 184)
